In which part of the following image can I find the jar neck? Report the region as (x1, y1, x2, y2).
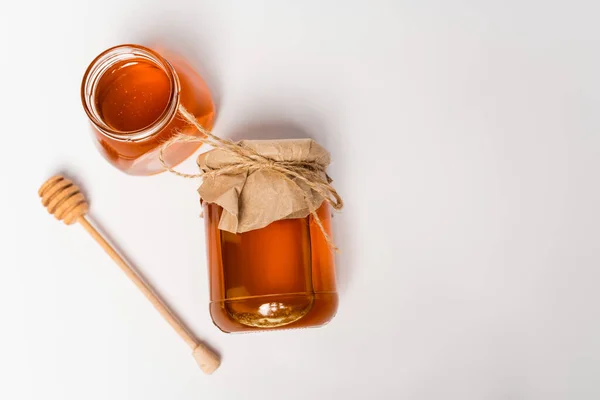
(81, 44, 180, 142)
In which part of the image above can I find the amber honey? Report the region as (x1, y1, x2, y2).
(96, 60, 171, 132)
(205, 203, 338, 333)
(82, 44, 215, 175)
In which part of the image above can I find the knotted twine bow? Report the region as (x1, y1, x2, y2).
(159, 105, 344, 251)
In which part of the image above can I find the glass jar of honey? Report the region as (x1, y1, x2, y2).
(81, 44, 215, 175)
(204, 203, 338, 333)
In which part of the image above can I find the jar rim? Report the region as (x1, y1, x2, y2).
(81, 44, 181, 142)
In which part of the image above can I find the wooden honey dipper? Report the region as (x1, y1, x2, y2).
(38, 175, 220, 374)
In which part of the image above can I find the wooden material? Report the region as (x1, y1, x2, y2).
(39, 175, 220, 374)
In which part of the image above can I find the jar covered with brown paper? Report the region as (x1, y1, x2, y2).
(199, 139, 341, 333)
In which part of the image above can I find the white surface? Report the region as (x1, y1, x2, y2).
(1, 1, 599, 399)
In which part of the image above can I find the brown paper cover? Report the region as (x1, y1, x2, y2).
(197, 139, 330, 233)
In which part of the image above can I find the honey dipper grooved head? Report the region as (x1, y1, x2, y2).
(39, 175, 89, 225)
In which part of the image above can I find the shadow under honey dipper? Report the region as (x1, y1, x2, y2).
(38, 175, 220, 374)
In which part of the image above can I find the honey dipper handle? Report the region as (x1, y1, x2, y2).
(77, 216, 220, 374)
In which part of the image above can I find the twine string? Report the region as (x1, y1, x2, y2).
(159, 105, 343, 251)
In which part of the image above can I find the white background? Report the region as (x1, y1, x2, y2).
(1, 1, 599, 399)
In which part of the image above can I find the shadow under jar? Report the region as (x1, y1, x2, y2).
(205, 203, 339, 333)
(81, 44, 215, 175)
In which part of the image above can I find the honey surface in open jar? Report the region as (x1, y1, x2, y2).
(96, 59, 171, 132)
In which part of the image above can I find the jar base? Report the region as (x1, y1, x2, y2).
(210, 292, 338, 333)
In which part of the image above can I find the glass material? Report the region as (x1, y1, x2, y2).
(205, 203, 338, 333)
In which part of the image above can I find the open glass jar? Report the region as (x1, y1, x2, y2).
(81, 44, 215, 175)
